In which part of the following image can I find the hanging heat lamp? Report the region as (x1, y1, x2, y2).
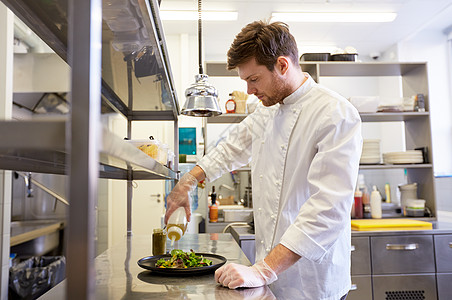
(181, 0, 222, 117)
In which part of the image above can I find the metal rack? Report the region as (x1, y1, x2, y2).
(0, 0, 179, 298)
(206, 61, 436, 219)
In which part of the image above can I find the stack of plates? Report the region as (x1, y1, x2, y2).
(383, 150, 423, 164)
(360, 139, 381, 164)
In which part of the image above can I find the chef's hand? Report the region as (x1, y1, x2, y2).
(164, 172, 198, 224)
(215, 260, 278, 289)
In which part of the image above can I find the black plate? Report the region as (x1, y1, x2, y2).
(137, 253, 227, 275)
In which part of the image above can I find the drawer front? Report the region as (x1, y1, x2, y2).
(373, 274, 437, 300)
(347, 275, 372, 300)
(351, 237, 371, 275)
(434, 234, 452, 273)
(371, 235, 434, 274)
(437, 273, 452, 300)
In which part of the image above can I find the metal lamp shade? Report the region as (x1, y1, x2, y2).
(181, 74, 222, 117)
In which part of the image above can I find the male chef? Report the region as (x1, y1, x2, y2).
(165, 20, 362, 300)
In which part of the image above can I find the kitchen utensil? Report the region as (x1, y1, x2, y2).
(137, 253, 227, 275)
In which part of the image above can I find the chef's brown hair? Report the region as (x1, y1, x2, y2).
(227, 20, 299, 71)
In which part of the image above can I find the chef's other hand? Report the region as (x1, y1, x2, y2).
(164, 172, 198, 224)
(215, 260, 278, 289)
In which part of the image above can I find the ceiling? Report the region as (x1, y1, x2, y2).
(160, 0, 452, 61)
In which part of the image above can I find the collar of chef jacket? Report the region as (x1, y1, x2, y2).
(279, 73, 314, 106)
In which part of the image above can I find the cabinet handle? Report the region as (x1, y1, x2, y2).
(350, 284, 357, 291)
(351, 245, 355, 252)
(386, 243, 418, 250)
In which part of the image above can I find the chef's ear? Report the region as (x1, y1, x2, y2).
(275, 56, 290, 75)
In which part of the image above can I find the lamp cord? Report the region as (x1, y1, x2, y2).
(198, 0, 203, 74)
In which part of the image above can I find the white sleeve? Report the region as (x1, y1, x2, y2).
(197, 114, 256, 182)
(280, 100, 362, 263)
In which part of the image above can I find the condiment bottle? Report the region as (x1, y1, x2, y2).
(370, 185, 382, 219)
(167, 207, 188, 246)
(209, 186, 218, 223)
(225, 94, 236, 113)
(354, 187, 363, 219)
(152, 228, 166, 255)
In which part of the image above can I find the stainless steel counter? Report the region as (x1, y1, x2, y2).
(39, 233, 276, 299)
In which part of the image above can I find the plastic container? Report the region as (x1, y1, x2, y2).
(157, 144, 169, 165)
(300, 53, 331, 61)
(399, 183, 418, 216)
(405, 199, 425, 217)
(331, 53, 358, 61)
(127, 136, 161, 160)
(235, 99, 247, 114)
(167, 207, 188, 245)
(370, 185, 382, 219)
(167, 150, 175, 169)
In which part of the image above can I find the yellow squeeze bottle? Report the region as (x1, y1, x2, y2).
(167, 207, 188, 246)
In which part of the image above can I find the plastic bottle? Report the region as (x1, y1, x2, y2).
(354, 187, 363, 219)
(370, 185, 382, 219)
(225, 94, 236, 113)
(358, 174, 371, 218)
(385, 183, 391, 203)
(167, 207, 188, 246)
(209, 186, 218, 223)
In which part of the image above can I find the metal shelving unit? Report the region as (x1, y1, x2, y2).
(0, 0, 179, 298)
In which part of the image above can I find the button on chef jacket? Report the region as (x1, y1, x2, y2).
(198, 74, 362, 300)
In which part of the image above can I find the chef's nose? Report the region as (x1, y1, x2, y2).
(247, 84, 256, 95)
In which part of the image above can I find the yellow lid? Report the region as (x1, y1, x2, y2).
(351, 219, 432, 231)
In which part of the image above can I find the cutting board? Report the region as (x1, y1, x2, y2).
(351, 219, 432, 231)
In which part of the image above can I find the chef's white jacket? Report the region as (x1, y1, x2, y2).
(198, 74, 362, 300)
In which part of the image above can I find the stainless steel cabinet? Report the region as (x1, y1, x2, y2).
(373, 274, 437, 300)
(434, 234, 452, 273)
(351, 237, 371, 275)
(348, 275, 372, 300)
(371, 235, 435, 274)
(437, 273, 452, 300)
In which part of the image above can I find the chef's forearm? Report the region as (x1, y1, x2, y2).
(190, 165, 206, 182)
(264, 243, 301, 275)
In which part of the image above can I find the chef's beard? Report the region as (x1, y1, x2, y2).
(260, 71, 293, 107)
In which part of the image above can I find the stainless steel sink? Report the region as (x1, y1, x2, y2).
(10, 219, 65, 257)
